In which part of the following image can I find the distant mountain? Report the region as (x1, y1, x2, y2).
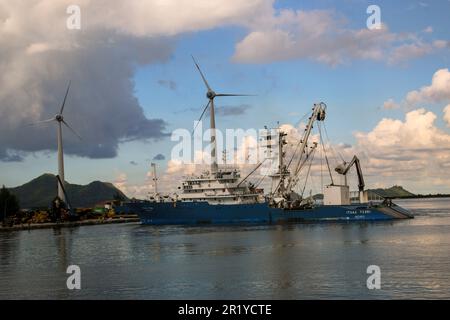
(313, 185, 416, 200)
(8, 174, 128, 209)
(367, 185, 415, 198)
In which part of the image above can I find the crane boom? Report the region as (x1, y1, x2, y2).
(335, 155, 365, 192)
(285, 102, 326, 193)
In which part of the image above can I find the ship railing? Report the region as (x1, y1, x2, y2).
(367, 191, 385, 203)
(349, 191, 385, 204)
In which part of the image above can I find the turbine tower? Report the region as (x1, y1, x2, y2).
(191, 56, 252, 175)
(32, 82, 81, 203)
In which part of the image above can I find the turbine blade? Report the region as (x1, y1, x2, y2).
(191, 55, 211, 91)
(215, 93, 256, 97)
(28, 118, 55, 126)
(62, 120, 82, 140)
(192, 100, 211, 135)
(59, 80, 71, 114)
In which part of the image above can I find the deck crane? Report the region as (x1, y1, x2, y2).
(334, 155, 369, 204)
(269, 102, 327, 209)
(284, 103, 326, 194)
(334, 155, 365, 192)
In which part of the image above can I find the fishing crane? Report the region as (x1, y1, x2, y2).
(284, 102, 326, 195)
(334, 155, 365, 192)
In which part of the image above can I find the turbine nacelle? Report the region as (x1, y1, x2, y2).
(30, 82, 82, 140)
(206, 90, 216, 100)
(190, 55, 255, 137)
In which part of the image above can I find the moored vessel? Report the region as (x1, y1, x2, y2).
(127, 60, 413, 225)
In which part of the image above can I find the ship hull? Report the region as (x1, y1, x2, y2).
(126, 201, 413, 225)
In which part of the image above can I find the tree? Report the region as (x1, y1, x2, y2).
(0, 185, 20, 222)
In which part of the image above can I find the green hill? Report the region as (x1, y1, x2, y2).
(8, 173, 128, 209)
(367, 185, 416, 198)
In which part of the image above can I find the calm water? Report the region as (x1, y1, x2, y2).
(1, 198, 450, 300)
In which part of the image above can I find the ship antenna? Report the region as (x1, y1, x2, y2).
(222, 149, 227, 165)
(151, 163, 158, 196)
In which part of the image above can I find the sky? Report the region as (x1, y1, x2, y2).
(0, 0, 449, 197)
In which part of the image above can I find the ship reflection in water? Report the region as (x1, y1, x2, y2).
(0, 198, 449, 299)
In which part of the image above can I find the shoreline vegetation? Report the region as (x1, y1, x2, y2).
(2, 183, 138, 232)
(392, 194, 450, 199)
(0, 215, 140, 232)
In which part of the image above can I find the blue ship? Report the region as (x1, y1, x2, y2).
(128, 201, 413, 225)
(128, 60, 413, 225)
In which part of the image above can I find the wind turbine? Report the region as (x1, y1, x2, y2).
(32, 81, 81, 203)
(191, 56, 253, 175)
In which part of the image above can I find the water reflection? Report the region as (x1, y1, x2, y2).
(0, 198, 450, 299)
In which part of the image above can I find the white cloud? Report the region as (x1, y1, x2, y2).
(362, 69, 450, 192)
(433, 40, 449, 49)
(383, 99, 400, 110)
(382, 68, 450, 111)
(351, 108, 450, 192)
(26, 42, 51, 55)
(114, 171, 156, 199)
(232, 7, 448, 65)
(356, 109, 449, 149)
(113, 172, 128, 191)
(405, 68, 450, 105)
(88, 0, 271, 37)
(444, 104, 450, 127)
(388, 42, 435, 65)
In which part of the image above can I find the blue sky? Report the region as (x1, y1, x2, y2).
(1, 0, 449, 195)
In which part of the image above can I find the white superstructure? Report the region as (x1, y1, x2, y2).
(178, 167, 264, 204)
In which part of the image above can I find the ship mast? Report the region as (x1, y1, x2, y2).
(151, 162, 158, 196)
(222, 149, 227, 165)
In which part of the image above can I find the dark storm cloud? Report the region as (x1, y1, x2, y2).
(0, 149, 24, 162)
(157, 80, 177, 91)
(0, 30, 174, 161)
(176, 104, 251, 117)
(214, 104, 251, 116)
(153, 153, 165, 161)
